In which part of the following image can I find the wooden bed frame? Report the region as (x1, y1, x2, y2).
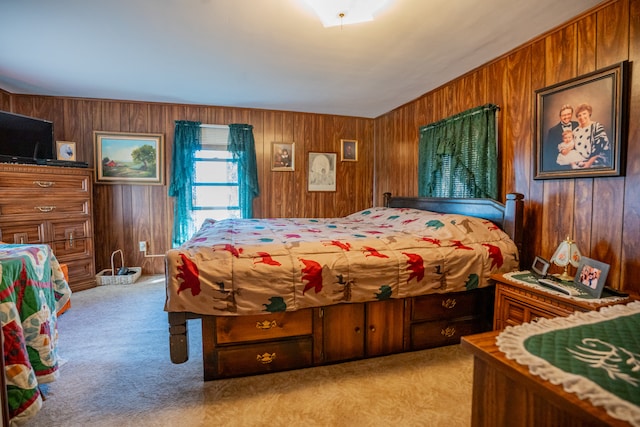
(167, 192, 524, 380)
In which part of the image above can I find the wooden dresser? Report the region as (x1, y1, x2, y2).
(491, 272, 631, 331)
(0, 164, 96, 291)
(462, 331, 628, 427)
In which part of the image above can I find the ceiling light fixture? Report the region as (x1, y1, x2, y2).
(301, 0, 394, 28)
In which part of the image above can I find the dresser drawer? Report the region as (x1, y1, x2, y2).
(62, 257, 96, 291)
(0, 221, 46, 244)
(0, 199, 89, 219)
(50, 236, 92, 259)
(213, 337, 313, 379)
(411, 317, 484, 349)
(412, 289, 487, 322)
(50, 219, 91, 241)
(0, 172, 90, 194)
(216, 309, 313, 344)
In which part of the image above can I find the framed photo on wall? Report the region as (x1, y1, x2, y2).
(308, 152, 336, 192)
(56, 141, 76, 161)
(93, 131, 165, 185)
(271, 142, 295, 171)
(534, 60, 629, 179)
(340, 139, 358, 161)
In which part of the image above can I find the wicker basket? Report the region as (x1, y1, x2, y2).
(96, 249, 141, 285)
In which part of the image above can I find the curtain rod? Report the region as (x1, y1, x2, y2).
(200, 124, 229, 129)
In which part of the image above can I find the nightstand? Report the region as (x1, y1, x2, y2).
(491, 272, 633, 331)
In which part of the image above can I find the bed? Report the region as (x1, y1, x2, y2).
(165, 193, 524, 380)
(0, 244, 71, 424)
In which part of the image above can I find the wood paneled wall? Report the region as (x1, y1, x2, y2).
(0, 91, 373, 275)
(374, 0, 639, 293)
(2, 0, 638, 294)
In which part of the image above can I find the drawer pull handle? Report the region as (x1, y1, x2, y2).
(256, 320, 277, 330)
(36, 206, 56, 212)
(33, 180, 55, 188)
(442, 298, 457, 309)
(69, 232, 74, 247)
(441, 326, 456, 338)
(256, 352, 276, 364)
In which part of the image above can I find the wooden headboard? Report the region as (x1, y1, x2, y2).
(383, 192, 524, 260)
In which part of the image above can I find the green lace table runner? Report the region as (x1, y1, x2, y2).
(497, 301, 640, 426)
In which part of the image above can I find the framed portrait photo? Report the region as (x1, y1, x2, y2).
(340, 139, 358, 162)
(56, 141, 76, 161)
(271, 142, 295, 171)
(534, 60, 629, 179)
(573, 256, 610, 298)
(308, 152, 336, 192)
(93, 131, 165, 185)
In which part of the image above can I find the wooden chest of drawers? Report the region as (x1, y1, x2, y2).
(0, 164, 96, 291)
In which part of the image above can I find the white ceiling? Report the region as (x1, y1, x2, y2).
(0, 0, 603, 118)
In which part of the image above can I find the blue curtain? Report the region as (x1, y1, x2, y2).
(418, 104, 499, 199)
(168, 120, 201, 247)
(228, 124, 260, 218)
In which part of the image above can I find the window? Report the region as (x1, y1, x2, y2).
(192, 126, 239, 227)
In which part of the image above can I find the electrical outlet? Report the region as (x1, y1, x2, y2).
(139, 241, 147, 252)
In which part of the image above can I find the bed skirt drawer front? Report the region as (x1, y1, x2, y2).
(411, 289, 489, 322)
(410, 317, 486, 349)
(215, 309, 313, 344)
(213, 338, 313, 379)
(409, 287, 494, 350)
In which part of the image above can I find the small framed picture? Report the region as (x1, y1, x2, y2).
(56, 141, 76, 161)
(308, 152, 337, 192)
(271, 142, 295, 171)
(340, 139, 358, 162)
(573, 256, 610, 298)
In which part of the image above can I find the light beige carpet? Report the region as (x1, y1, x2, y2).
(25, 276, 474, 427)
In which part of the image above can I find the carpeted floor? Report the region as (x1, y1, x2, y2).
(25, 276, 474, 427)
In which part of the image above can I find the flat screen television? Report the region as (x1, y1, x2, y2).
(0, 110, 54, 164)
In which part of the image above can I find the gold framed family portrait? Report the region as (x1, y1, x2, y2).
(534, 61, 629, 180)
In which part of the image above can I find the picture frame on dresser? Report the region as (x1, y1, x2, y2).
(93, 131, 165, 185)
(574, 256, 609, 298)
(56, 141, 76, 161)
(534, 60, 629, 180)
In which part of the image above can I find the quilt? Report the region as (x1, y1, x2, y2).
(0, 244, 71, 425)
(165, 207, 519, 316)
(497, 301, 640, 426)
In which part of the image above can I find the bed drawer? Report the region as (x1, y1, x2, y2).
(410, 317, 484, 349)
(213, 337, 313, 379)
(412, 289, 486, 322)
(215, 309, 313, 344)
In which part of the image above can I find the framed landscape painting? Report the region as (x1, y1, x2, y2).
(93, 131, 165, 185)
